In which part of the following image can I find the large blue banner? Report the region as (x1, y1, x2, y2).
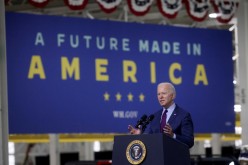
(6, 12, 235, 134)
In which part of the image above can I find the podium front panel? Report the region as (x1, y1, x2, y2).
(112, 134, 190, 165)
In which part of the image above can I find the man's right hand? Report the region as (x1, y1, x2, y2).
(128, 125, 141, 135)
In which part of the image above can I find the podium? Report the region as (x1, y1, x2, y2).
(112, 134, 190, 165)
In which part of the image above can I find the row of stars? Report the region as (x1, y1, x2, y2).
(103, 92, 145, 102)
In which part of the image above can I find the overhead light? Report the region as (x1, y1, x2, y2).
(229, 25, 236, 31)
(234, 104, 241, 112)
(232, 54, 239, 60)
(235, 139, 242, 147)
(8, 142, 15, 165)
(94, 141, 100, 152)
(209, 13, 221, 18)
(235, 126, 242, 134)
(204, 140, 211, 148)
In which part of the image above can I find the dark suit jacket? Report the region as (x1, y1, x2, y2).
(144, 104, 194, 148)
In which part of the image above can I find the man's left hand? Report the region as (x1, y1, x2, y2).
(163, 123, 174, 137)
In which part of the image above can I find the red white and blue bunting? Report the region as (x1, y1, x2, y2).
(28, 0, 50, 8)
(127, 0, 154, 16)
(96, 0, 122, 13)
(26, 0, 239, 23)
(184, 0, 210, 22)
(211, 0, 239, 23)
(157, 0, 183, 19)
(64, 0, 88, 10)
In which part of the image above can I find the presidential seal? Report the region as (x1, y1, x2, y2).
(126, 140, 146, 165)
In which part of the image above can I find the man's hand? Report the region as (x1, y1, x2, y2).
(128, 125, 141, 135)
(162, 123, 174, 137)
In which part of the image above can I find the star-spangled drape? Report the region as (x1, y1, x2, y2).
(26, 0, 239, 23)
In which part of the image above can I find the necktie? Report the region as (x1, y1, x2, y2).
(160, 109, 168, 132)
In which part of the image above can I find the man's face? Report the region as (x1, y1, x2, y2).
(157, 84, 174, 108)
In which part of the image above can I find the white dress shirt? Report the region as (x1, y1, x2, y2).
(161, 103, 176, 138)
(161, 103, 176, 123)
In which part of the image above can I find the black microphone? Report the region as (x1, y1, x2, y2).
(135, 114, 147, 128)
(143, 114, 155, 127)
(141, 114, 155, 132)
(147, 114, 155, 123)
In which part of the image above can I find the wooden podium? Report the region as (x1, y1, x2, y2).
(112, 134, 190, 165)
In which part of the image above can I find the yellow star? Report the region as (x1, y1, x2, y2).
(139, 93, 145, 102)
(103, 92, 110, 101)
(127, 92, 134, 102)
(115, 92, 122, 101)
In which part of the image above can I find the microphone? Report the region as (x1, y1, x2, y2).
(135, 114, 147, 128)
(143, 114, 155, 127)
(147, 114, 154, 123)
(141, 114, 155, 132)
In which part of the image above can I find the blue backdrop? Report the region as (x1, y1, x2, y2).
(6, 12, 235, 134)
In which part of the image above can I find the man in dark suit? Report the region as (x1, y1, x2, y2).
(128, 82, 194, 148)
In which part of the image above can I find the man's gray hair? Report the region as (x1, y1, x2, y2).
(157, 82, 176, 95)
